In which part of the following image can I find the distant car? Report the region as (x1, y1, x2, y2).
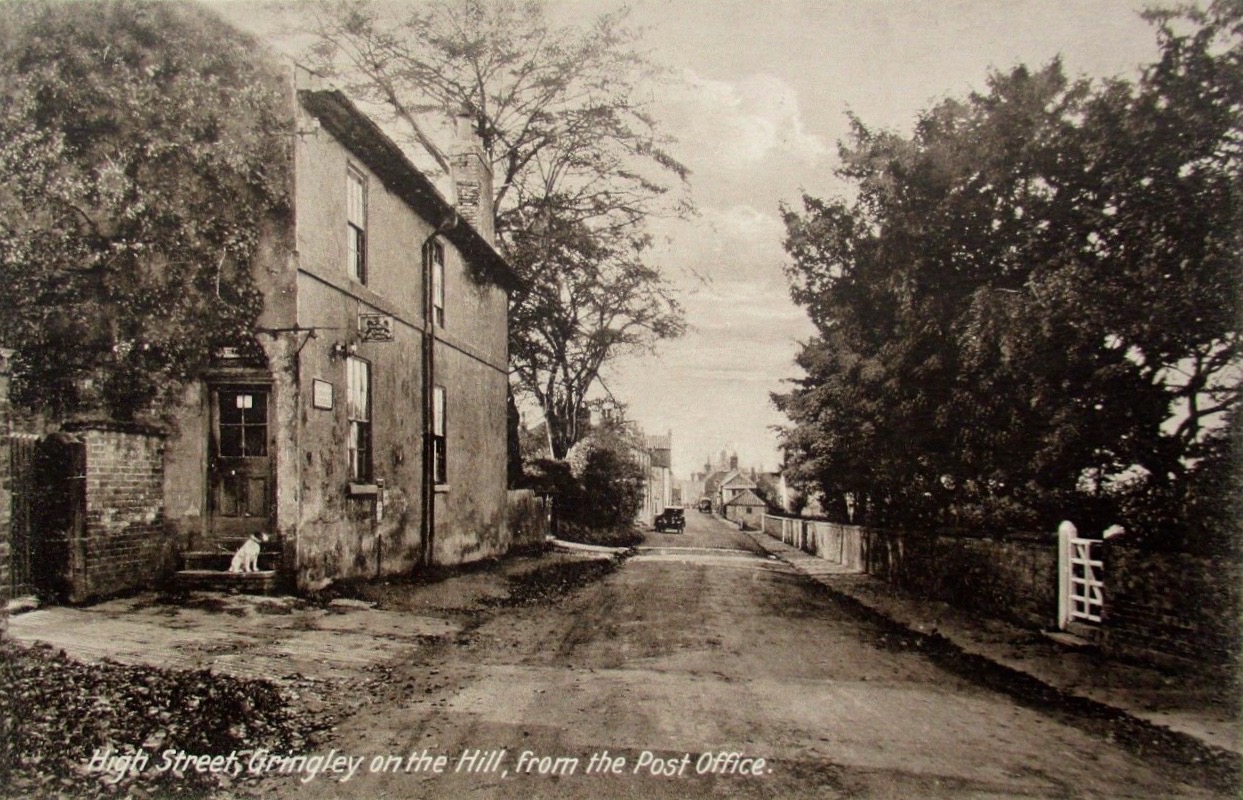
(697, 499, 712, 513)
(655, 506, 685, 533)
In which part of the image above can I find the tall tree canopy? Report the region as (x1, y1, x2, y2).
(0, 0, 291, 420)
(307, 0, 689, 458)
(776, 1, 1241, 542)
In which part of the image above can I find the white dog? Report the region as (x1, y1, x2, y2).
(228, 533, 269, 573)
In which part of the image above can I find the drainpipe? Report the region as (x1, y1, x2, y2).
(421, 215, 457, 568)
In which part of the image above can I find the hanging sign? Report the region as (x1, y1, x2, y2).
(358, 313, 394, 342)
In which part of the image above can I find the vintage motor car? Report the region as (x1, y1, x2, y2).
(697, 499, 712, 513)
(655, 506, 685, 533)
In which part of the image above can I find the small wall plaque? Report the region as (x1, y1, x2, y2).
(312, 379, 334, 410)
(358, 313, 395, 342)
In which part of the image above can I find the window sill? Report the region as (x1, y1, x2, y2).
(348, 483, 379, 497)
(434, 484, 451, 494)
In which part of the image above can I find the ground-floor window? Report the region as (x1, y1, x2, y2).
(432, 384, 446, 485)
(347, 356, 371, 482)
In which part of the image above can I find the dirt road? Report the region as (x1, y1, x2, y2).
(256, 512, 1224, 799)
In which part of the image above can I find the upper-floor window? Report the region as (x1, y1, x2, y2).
(347, 356, 371, 482)
(347, 167, 367, 284)
(426, 239, 445, 327)
(432, 384, 447, 485)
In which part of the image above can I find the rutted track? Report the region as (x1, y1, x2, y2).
(252, 512, 1229, 799)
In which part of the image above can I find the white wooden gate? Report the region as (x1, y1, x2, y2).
(1058, 525, 1104, 629)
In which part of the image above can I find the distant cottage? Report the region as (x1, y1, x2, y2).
(723, 489, 767, 529)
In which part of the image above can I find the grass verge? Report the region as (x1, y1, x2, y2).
(554, 523, 644, 548)
(492, 556, 625, 606)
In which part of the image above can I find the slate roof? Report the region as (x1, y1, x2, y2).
(720, 472, 757, 489)
(702, 469, 731, 495)
(725, 489, 767, 507)
(298, 88, 521, 292)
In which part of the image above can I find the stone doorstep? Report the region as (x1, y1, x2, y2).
(182, 550, 281, 571)
(173, 569, 281, 595)
(740, 526, 1240, 758)
(1042, 630, 1096, 650)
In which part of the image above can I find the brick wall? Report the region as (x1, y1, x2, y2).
(1102, 541, 1240, 672)
(62, 421, 170, 602)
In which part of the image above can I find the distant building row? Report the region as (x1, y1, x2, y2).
(682, 450, 782, 526)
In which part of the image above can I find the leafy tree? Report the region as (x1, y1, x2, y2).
(776, 1, 1241, 536)
(507, 216, 683, 458)
(0, 0, 291, 420)
(305, 0, 689, 458)
(524, 422, 645, 533)
(563, 423, 646, 530)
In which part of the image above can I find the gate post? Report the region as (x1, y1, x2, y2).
(1056, 520, 1075, 630)
(0, 349, 12, 602)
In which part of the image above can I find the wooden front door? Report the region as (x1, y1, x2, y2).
(208, 386, 272, 542)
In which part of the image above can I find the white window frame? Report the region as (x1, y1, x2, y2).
(347, 166, 367, 284)
(346, 356, 371, 483)
(427, 239, 445, 327)
(432, 384, 446, 486)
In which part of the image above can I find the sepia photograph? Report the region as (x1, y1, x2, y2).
(0, 0, 1239, 797)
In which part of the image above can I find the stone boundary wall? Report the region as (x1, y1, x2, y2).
(1102, 541, 1240, 671)
(764, 511, 1238, 672)
(764, 513, 1058, 629)
(763, 514, 866, 571)
(506, 489, 548, 551)
(863, 527, 1056, 629)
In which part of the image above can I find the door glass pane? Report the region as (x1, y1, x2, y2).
(247, 391, 267, 420)
(219, 426, 243, 457)
(244, 425, 267, 457)
(219, 393, 243, 425)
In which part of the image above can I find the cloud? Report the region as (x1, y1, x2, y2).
(650, 202, 791, 290)
(661, 69, 828, 167)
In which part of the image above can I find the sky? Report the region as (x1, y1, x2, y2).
(560, 0, 1161, 477)
(215, 0, 1163, 478)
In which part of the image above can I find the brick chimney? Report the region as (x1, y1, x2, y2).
(450, 109, 494, 245)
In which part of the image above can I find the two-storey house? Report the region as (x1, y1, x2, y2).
(164, 66, 517, 591)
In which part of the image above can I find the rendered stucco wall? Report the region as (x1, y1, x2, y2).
(431, 340, 508, 565)
(292, 92, 510, 586)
